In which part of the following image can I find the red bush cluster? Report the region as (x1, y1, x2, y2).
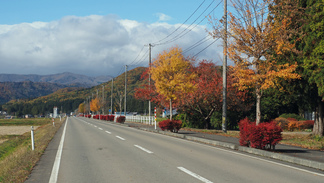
(84, 115, 91, 118)
(93, 115, 100, 119)
(239, 118, 282, 150)
(116, 116, 126, 123)
(158, 119, 182, 133)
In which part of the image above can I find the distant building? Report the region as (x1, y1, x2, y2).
(53, 107, 58, 118)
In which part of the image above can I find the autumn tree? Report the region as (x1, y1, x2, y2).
(178, 61, 251, 129)
(90, 98, 100, 113)
(78, 102, 85, 114)
(302, 0, 324, 136)
(210, 0, 300, 124)
(150, 46, 196, 120)
(135, 68, 176, 109)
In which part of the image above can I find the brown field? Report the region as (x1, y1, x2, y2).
(0, 126, 39, 136)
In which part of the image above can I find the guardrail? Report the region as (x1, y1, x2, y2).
(125, 115, 155, 125)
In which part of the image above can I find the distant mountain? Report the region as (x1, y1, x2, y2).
(0, 72, 112, 87)
(0, 81, 71, 104)
(2, 67, 149, 115)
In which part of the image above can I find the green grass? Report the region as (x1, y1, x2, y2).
(0, 135, 26, 160)
(0, 118, 51, 126)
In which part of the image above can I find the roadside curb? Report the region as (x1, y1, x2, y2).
(138, 127, 324, 171)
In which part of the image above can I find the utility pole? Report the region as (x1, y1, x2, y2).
(149, 43, 152, 125)
(102, 85, 104, 115)
(111, 78, 113, 114)
(124, 65, 127, 116)
(222, 0, 228, 133)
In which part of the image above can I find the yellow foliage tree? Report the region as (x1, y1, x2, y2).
(151, 46, 196, 120)
(210, 0, 300, 124)
(78, 103, 85, 114)
(90, 98, 100, 113)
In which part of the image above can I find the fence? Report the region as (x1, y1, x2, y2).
(125, 115, 155, 125)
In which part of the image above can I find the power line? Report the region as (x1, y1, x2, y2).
(193, 37, 220, 57)
(153, 0, 222, 46)
(152, 0, 208, 45)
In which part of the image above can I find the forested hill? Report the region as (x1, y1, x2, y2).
(2, 67, 149, 116)
(0, 81, 75, 104)
(0, 72, 112, 88)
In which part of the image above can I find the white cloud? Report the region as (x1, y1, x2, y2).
(155, 13, 172, 22)
(0, 14, 222, 77)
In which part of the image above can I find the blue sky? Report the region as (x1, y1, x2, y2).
(0, 0, 225, 77)
(1, 0, 206, 25)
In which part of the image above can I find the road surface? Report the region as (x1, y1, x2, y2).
(26, 117, 324, 183)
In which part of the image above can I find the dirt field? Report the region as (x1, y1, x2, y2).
(0, 126, 39, 136)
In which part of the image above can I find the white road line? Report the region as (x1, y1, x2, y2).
(98, 128, 103, 130)
(49, 117, 68, 183)
(177, 167, 213, 183)
(116, 136, 125, 140)
(105, 131, 111, 134)
(134, 145, 153, 154)
(94, 125, 97, 128)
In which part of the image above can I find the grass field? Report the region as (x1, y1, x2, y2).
(0, 118, 51, 126)
(0, 118, 64, 182)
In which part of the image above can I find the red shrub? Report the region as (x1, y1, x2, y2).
(116, 116, 126, 123)
(158, 119, 182, 133)
(107, 115, 115, 121)
(239, 118, 282, 150)
(301, 120, 314, 129)
(93, 115, 99, 119)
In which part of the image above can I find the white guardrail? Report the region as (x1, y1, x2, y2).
(123, 115, 155, 125)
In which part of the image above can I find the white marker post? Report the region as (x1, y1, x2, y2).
(31, 126, 35, 150)
(154, 107, 157, 130)
(52, 118, 55, 127)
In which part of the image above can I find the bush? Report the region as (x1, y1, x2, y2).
(274, 117, 289, 130)
(239, 118, 282, 150)
(159, 119, 182, 133)
(301, 120, 314, 129)
(279, 113, 306, 121)
(116, 116, 126, 123)
(107, 115, 115, 121)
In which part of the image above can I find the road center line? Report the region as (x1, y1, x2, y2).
(105, 131, 111, 134)
(134, 145, 153, 154)
(177, 167, 213, 183)
(98, 127, 103, 130)
(49, 117, 68, 183)
(116, 136, 125, 140)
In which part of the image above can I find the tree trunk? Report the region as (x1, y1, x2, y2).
(170, 99, 173, 120)
(256, 88, 262, 125)
(313, 100, 324, 137)
(205, 118, 211, 129)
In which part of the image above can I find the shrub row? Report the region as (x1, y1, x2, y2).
(239, 118, 282, 150)
(159, 119, 182, 133)
(90, 115, 115, 121)
(274, 117, 314, 131)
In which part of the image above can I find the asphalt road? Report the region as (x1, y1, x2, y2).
(26, 117, 324, 183)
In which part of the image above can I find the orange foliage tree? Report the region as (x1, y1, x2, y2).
(90, 98, 100, 113)
(150, 46, 196, 120)
(210, 0, 300, 124)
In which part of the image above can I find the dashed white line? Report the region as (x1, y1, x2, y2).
(105, 131, 111, 134)
(98, 127, 103, 130)
(116, 136, 125, 140)
(94, 125, 97, 128)
(134, 145, 153, 154)
(177, 167, 213, 183)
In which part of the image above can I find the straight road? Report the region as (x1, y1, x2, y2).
(27, 117, 324, 183)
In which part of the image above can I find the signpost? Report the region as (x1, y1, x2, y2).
(154, 107, 157, 130)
